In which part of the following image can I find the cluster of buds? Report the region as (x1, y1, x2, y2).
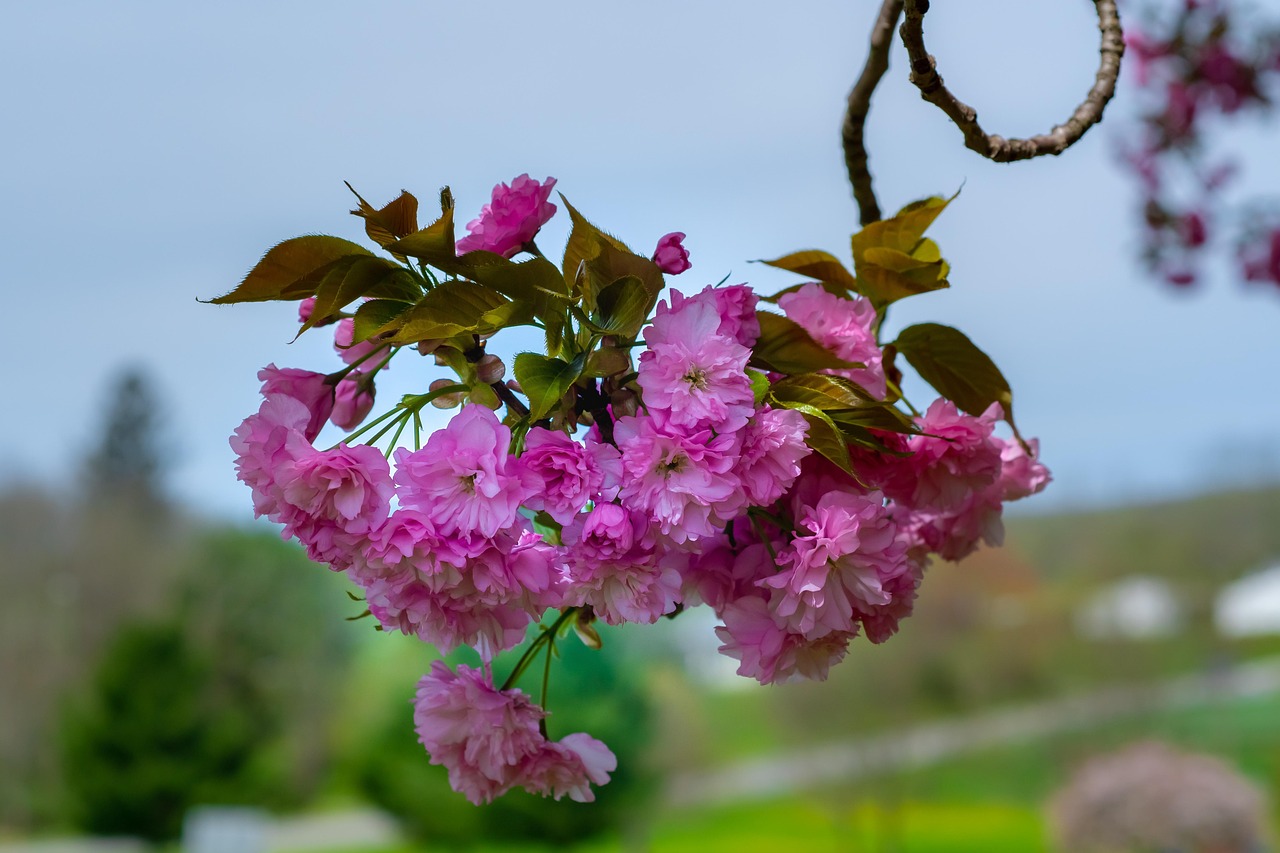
(1119, 0, 1280, 289)
(214, 176, 1048, 805)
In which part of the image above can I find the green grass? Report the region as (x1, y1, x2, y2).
(313, 800, 1047, 853)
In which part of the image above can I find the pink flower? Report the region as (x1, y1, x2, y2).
(276, 441, 395, 536)
(393, 404, 539, 538)
(659, 284, 761, 347)
(456, 174, 557, 258)
(334, 318, 385, 368)
(354, 517, 562, 657)
(638, 294, 755, 432)
(706, 284, 761, 347)
(257, 364, 334, 442)
(519, 428, 608, 525)
(614, 413, 746, 544)
(652, 232, 691, 275)
(762, 490, 912, 640)
(561, 504, 682, 624)
(778, 283, 887, 399)
(230, 393, 311, 520)
(997, 437, 1051, 501)
(518, 734, 617, 803)
(886, 399, 1003, 513)
(716, 595, 853, 685)
(414, 661, 546, 804)
(737, 406, 811, 507)
(331, 372, 375, 431)
(679, 525, 767, 613)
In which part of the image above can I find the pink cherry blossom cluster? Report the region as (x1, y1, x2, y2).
(225, 174, 1049, 805)
(1118, 0, 1280, 289)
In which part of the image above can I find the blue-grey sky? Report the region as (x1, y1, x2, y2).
(2, 0, 1278, 520)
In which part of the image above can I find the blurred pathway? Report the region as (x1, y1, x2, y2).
(668, 655, 1280, 806)
(0, 807, 400, 853)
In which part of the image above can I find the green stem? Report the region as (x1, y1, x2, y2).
(500, 608, 577, 692)
(384, 410, 412, 458)
(748, 514, 783, 570)
(539, 634, 555, 738)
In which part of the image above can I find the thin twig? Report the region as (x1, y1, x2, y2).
(843, 0, 906, 225)
(899, 0, 1124, 162)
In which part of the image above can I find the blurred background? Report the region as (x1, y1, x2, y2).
(2, 0, 1279, 850)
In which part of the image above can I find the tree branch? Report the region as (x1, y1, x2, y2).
(899, 0, 1124, 163)
(843, 0, 906, 225)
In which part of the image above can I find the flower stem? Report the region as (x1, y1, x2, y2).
(500, 608, 577, 692)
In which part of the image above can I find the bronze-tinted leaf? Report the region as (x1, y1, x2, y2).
(757, 250, 857, 294)
(894, 322, 1013, 421)
(750, 311, 857, 375)
(850, 191, 957, 308)
(207, 236, 372, 304)
(347, 184, 420, 249)
(385, 205, 457, 268)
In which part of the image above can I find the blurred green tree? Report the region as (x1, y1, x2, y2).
(59, 620, 263, 842)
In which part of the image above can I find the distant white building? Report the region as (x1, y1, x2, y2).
(1076, 575, 1182, 640)
(1215, 562, 1280, 637)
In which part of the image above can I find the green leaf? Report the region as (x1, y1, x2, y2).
(346, 184, 419, 249)
(513, 353, 584, 421)
(774, 401, 852, 474)
(300, 256, 420, 333)
(208, 236, 372, 304)
(464, 255, 573, 322)
(850, 192, 957, 308)
(769, 372, 876, 411)
(560, 195, 632, 285)
(894, 322, 1013, 421)
(378, 280, 512, 344)
(827, 404, 917, 435)
(748, 368, 771, 405)
(582, 240, 665, 319)
(592, 275, 651, 336)
(750, 311, 857, 374)
(352, 299, 412, 344)
(757, 250, 857, 294)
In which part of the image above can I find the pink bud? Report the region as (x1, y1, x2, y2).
(652, 232, 691, 275)
(332, 373, 376, 430)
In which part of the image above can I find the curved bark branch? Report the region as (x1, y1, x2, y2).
(899, 0, 1125, 163)
(843, 0, 905, 225)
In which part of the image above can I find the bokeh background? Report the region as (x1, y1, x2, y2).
(3, 0, 1279, 850)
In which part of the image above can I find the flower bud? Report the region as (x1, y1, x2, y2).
(417, 338, 445, 356)
(476, 354, 506, 385)
(429, 378, 464, 409)
(610, 389, 639, 418)
(652, 232, 691, 275)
